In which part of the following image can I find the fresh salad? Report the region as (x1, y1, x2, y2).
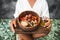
(19, 14, 38, 27)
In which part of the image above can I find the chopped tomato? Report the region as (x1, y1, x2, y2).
(20, 17, 25, 21)
(28, 14, 32, 18)
(32, 16, 37, 20)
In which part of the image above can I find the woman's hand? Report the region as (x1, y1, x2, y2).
(43, 17, 51, 29)
(32, 17, 51, 39)
(10, 19, 16, 32)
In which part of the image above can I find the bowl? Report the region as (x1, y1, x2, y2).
(16, 11, 40, 31)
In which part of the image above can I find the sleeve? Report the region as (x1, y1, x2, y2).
(41, 0, 50, 19)
(14, 0, 21, 18)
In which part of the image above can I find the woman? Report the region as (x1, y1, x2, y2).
(10, 0, 51, 40)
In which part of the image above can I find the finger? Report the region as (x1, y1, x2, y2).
(47, 24, 51, 29)
(10, 22, 15, 32)
(12, 20, 16, 27)
(32, 33, 46, 38)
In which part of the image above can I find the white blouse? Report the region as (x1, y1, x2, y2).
(14, 0, 50, 19)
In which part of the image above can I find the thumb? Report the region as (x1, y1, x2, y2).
(12, 19, 16, 27)
(10, 19, 16, 33)
(10, 22, 15, 33)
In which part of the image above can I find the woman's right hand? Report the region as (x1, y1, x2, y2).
(10, 19, 16, 32)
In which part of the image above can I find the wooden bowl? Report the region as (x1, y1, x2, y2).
(16, 11, 40, 31)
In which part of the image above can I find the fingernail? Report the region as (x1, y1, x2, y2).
(14, 24, 16, 27)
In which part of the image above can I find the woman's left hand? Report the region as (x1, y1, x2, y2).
(43, 17, 51, 29)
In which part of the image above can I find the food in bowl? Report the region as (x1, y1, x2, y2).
(19, 14, 38, 27)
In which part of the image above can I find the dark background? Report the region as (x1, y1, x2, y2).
(0, 0, 60, 19)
